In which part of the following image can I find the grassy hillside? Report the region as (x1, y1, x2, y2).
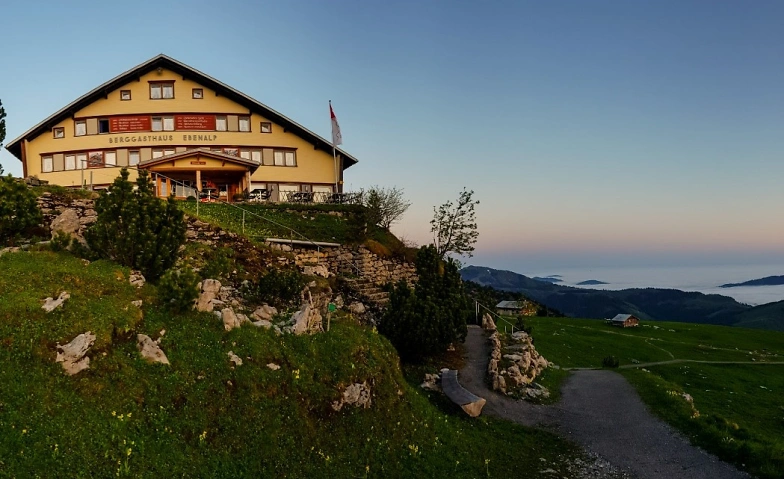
(178, 202, 404, 252)
(0, 251, 588, 477)
(525, 316, 784, 478)
(732, 299, 784, 331)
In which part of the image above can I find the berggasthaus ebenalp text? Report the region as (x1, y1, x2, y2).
(4, 54, 358, 203)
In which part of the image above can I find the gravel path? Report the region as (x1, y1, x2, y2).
(459, 325, 750, 479)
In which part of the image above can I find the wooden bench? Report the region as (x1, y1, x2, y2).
(440, 369, 486, 417)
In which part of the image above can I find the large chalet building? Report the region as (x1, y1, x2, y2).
(4, 54, 358, 202)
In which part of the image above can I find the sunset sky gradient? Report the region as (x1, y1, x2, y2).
(2, 0, 784, 271)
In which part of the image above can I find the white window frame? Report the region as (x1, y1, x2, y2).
(260, 122, 272, 133)
(215, 116, 227, 131)
(163, 149, 175, 156)
(251, 150, 262, 163)
(150, 83, 161, 99)
(42, 156, 53, 173)
(152, 149, 164, 159)
(285, 151, 296, 166)
(239, 116, 250, 132)
(76, 153, 87, 170)
(129, 150, 140, 166)
(162, 116, 175, 131)
(152, 117, 163, 132)
(104, 151, 117, 166)
(162, 83, 174, 99)
(75, 121, 86, 137)
(120, 90, 131, 101)
(65, 155, 76, 171)
(240, 150, 251, 160)
(53, 127, 65, 139)
(273, 150, 284, 166)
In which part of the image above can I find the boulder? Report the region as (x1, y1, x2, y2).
(227, 351, 243, 367)
(221, 307, 248, 331)
(129, 271, 146, 288)
(503, 354, 522, 362)
(481, 313, 496, 331)
(137, 334, 170, 365)
(253, 319, 273, 329)
(291, 303, 323, 335)
(267, 363, 281, 370)
(50, 209, 82, 243)
(420, 373, 441, 392)
(55, 331, 95, 375)
(252, 304, 277, 321)
(131, 300, 143, 308)
(302, 264, 331, 278)
(42, 291, 70, 313)
(333, 295, 344, 309)
(196, 279, 222, 312)
(348, 302, 366, 315)
(331, 381, 372, 411)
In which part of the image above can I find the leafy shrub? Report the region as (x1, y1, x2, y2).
(346, 208, 369, 242)
(158, 268, 200, 313)
(378, 245, 470, 362)
(602, 355, 620, 368)
(514, 316, 533, 335)
(0, 174, 43, 245)
(49, 231, 73, 252)
(86, 169, 186, 282)
(200, 247, 235, 281)
(186, 195, 197, 202)
(243, 268, 304, 309)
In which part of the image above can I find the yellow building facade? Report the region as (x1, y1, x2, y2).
(5, 55, 358, 202)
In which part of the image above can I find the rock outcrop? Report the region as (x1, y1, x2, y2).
(42, 291, 70, 313)
(55, 332, 95, 375)
(129, 271, 145, 288)
(331, 382, 372, 411)
(196, 279, 221, 312)
(481, 313, 496, 331)
(137, 334, 170, 365)
(50, 209, 83, 244)
(227, 351, 243, 367)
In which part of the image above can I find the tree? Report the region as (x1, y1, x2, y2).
(431, 188, 479, 258)
(0, 98, 6, 151)
(86, 168, 185, 282)
(363, 185, 411, 229)
(0, 173, 42, 245)
(378, 245, 470, 361)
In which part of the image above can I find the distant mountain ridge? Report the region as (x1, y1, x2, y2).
(577, 280, 608, 285)
(460, 265, 783, 331)
(720, 275, 784, 288)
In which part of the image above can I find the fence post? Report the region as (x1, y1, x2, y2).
(242, 211, 245, 234)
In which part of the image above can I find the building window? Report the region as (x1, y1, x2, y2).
(150, 82, 174, 99)
(260, 122, 272, 133)
(273, 150, 284, 166)
(76, 153, 87, 170)
(239, 116, 250, 132)
(65, 155, 76, 171)
(192, 88, 203, 99)
(120, 90, 131, 101)
(152, 149, 163, 159)
(98, 118, 110, 134)
(53, 127, 65, 139)
(215, 116, 227, 131)
(105, 151, 117, 166)
(42, 156, 53, 173)
(129, 150, 140, 166)
(75, 121, 86, 137)
(251, 150, 261, 163)
(240, 150, 251, 160)
(163, 116, 174, 131)
(164, 148, 175, 156)
(152, 117, 162, 131)
(285, 151, 296, 166)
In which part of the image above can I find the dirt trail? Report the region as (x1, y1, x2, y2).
(459, 325, 750, 479)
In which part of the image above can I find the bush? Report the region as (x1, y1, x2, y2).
(86, 168, 186, 282)
(200, 247, 235, 281)
(243, 268, 304, 309)
(0, 174, 43, 245)
(602, 355, 620, 368)
(158, 268, 200, 313)
(378, 245, 469, 362)
(186, 195, 197, 202)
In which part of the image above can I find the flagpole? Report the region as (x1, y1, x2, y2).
(330, 100, 338, 193)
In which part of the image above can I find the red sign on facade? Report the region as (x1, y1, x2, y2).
(110, 115, 151, 133)
(176, 115, 216, 131)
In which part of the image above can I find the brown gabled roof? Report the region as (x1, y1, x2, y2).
(138, 147, 261, 171)
(4, 54, 358, 168)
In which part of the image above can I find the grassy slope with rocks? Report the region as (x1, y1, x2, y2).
(0, 250, 589, 477)
(524, 316, 784, 478)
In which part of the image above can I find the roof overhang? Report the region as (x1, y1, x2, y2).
(139, 148, 260, 172)
(4, 54, 359, 169)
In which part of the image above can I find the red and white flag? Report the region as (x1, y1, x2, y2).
(330, 101, 343, 146)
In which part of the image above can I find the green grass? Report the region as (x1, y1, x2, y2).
(526, 316, 784, 478)
(177, 202, 405, 254)
(0, 251, 588, 477)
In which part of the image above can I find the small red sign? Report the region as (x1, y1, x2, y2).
(110, 115, 151, 133)
(176, 115, 216, 131)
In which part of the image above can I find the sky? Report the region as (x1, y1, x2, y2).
(2, 0, 784, 272)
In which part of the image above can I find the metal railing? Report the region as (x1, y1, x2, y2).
(471, 297, 519, 334)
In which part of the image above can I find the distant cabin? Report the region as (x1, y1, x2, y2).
(607, 314, 640, 328)
(495, 301, 522, 315)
